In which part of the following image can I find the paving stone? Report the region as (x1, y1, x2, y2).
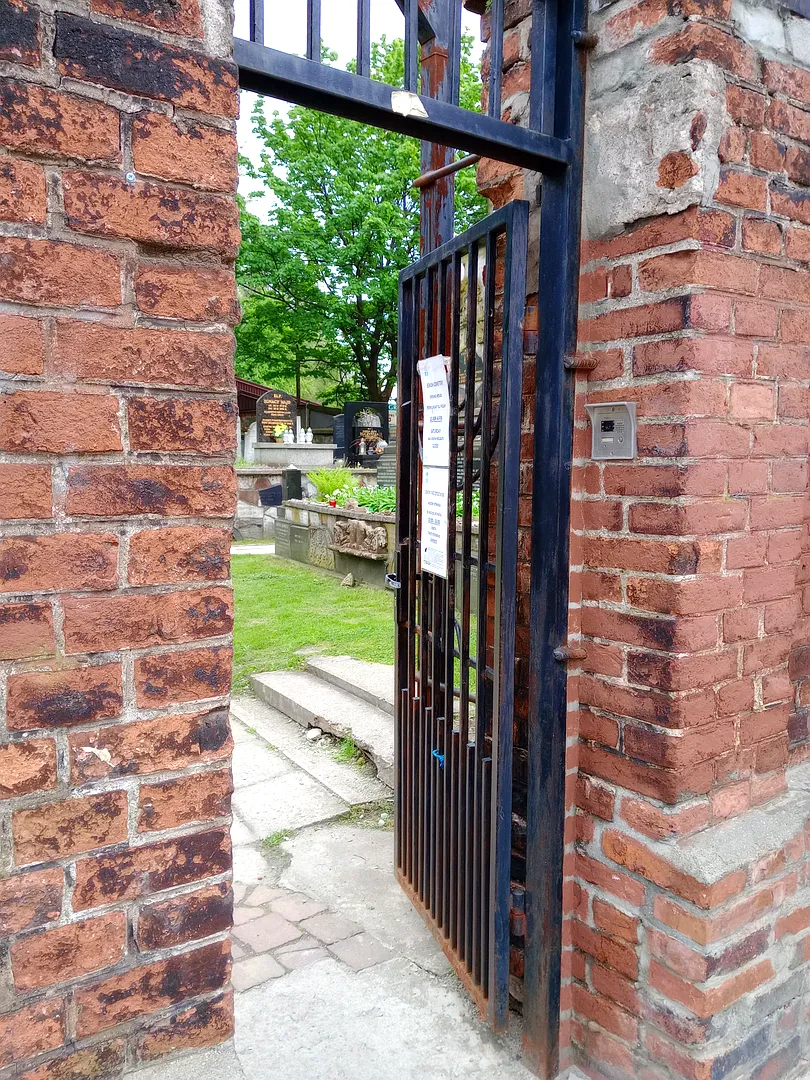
(231, 844, 274, 885)
(232, 737, 292, 789)
(230, 814, 258, 846)
(232, 771, 347, 835)
(277, 946, 330, 971)
(233, 883, 249, 904)
(270, 892, 326, 922)
(231, 953, 286, 991)
(231, 939, 248, 960)
(232, 912, 301, 953)
(275, 933, 321, 956)
(246, 885, 286, 907)
(233, 905, 264, 926)
(299, 911, 363, 945)
(329, 933, 394, 971)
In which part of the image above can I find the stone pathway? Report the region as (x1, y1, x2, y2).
(131, 692, 538, 1080)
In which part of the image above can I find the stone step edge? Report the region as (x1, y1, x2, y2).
(250, 671, 394, 789)
(304, 657, 395, 717)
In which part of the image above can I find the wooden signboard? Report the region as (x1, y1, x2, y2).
(257, 390, 297, 441)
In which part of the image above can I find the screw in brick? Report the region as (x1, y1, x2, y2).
(125, 171, 136, 183)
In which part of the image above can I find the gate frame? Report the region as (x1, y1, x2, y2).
(234, 4, 588, 1074)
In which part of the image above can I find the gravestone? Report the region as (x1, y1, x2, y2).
(274, 517, 292, 560)
(290, 524, 310, 563)
(282, 466, 302, 502)
(256, 390, 298, 442)
(377, 431, 397, 488)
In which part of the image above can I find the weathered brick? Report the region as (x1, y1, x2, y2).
(70, 707, 232, 782)
(0, 238, 121, 307)
(11, 911, 126, 990)
(0, 314, 45, 375)
(715, 168, 768, 211)
(0, 464, 52, 520)
(579, 300, 687, 342)
(62, 587, 233, 654)
(0, 79, 120, 161)
(0, 0, 40, 65)
(0, 601, 54, 660)
(6, 663, 123, 731)
(134, 645, 232, 706)
(771, 183, 810, 226)
(55, 15, 237, 116)
(66, 465, 236, 517)
(573, 920, 639, 979)
(0, 739, 57, 799)
(649, 957, 774, 1018)
(0, 158, 46, 224)
(0, 391, 121, 454)
(128, 526, 231, 585)
(91, 0, 202, 35)
(136, 882, 232, 950)
(75, 940, 230, 1036)
(73, 829, 231, 910)
(62, 171, 239, 257)
(134, 264, 240, 323)
(16, 1042, 126, 1080)
(651, 22, 757, 80)
(0, 868, 63, 935)
(764, 60, 810, 106)
(132, 112, 237, 191)
(127, 397, 238, 453)
(138, 768, 233, 832)
(12, 790, 128, 864)
(603, 830, 745, 908)
(0, 1000, 65, 1069)
(135, 991, 233, 1061)
(55, 322, 234, 390)
(0, 534, 118, 594)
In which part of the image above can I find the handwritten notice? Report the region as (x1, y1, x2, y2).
(418, 354, 451, 469)
(421, 465, 450, 578)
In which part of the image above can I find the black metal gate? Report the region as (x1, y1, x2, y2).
(394, 200, 528, 1030)
(236, 2, 587, 1073)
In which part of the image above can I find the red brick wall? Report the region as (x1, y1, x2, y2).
(0, 0, 239, 1071)
(563, 2, 810, 1077)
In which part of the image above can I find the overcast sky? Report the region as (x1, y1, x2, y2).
(232, 0, 483, 198)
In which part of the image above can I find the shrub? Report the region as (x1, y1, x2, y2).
(307, 467, 356, 499)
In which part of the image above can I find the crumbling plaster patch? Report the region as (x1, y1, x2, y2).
(582, 60, 729, 240)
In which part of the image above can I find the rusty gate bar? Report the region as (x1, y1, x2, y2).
(395, 200, 528, 1025)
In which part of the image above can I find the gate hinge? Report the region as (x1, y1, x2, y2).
(572, 29, 598, 50)
(564, 353, 599, 371)
(554, 646, 587, 663)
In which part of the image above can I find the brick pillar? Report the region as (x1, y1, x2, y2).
(565, 2, 810, 1077)
(0, 0, 239, 1072)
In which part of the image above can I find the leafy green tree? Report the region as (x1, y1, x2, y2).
(235, 36, 487, 403)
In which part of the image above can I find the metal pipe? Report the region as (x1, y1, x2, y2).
(413, 153, 480, 189)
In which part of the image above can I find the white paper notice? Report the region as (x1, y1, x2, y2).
(418, 354, 451, 468)
(421, 465, 450, 578)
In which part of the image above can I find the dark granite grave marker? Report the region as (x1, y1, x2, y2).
(274, 518, 291, 559)
(256, 390, 297, 441)
(377, 432, 397, 488)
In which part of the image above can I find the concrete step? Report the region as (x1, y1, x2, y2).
(250, 670, 395, 788)
(230, 695, 390, 807)
(304, 655, 395, 717)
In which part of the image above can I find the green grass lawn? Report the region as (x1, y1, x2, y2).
(232, 555, 396, 690)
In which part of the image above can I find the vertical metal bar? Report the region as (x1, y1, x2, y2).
(432, 260, 448, 927)
(404, 0, 419, 93)
(489, 202, 527, 1031)
(249, 0, 263, 45)
(523, 0, 587, 1072)
(446, 250, 462, 946)
(449, 0, 463, 106)
(306, 0, 322, 62)
(356, 0, 371, 78)
(529, 0, 558, 134)
(408, 279, 421, 889)
(488, 0, 505, 119)
(471, 229, 497, 991)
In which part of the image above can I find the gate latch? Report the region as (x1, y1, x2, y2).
(385, 574, 402, 591)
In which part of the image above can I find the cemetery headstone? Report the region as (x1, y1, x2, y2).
(282, 466, 302, 502)
(256, 389, 298, 441)
(377, 431, 397, 488)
